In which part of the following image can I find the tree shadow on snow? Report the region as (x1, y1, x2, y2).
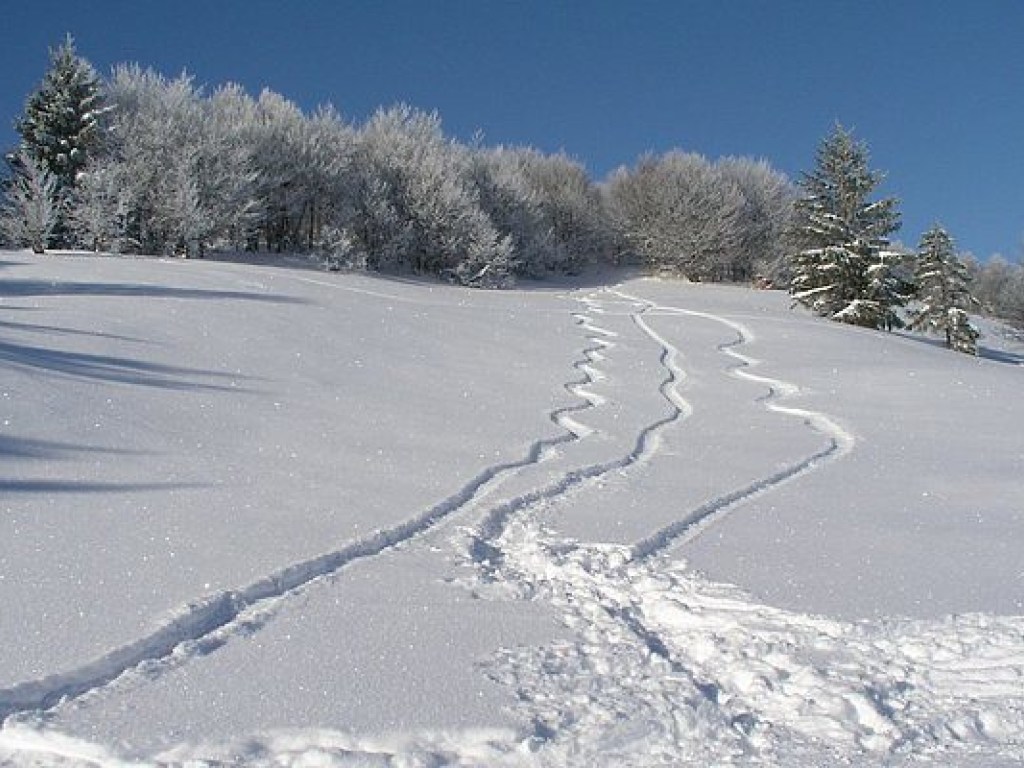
(896, 331, 1024, 367)
(0, 278, 309, 304)
(0, 436, 150, 461)
(0, 479, 206, 494)
(978, 346, 1024, 366)
(0, 338, 256, 391)
(0, 317, 149, 344)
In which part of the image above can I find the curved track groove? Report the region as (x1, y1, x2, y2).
(0, 306, 613, 723)
(468, 288, 1022, 765)
(607, 290, 855, 560)
(468, 296, 693, 569)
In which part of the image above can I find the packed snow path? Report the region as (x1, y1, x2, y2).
(1, 255, 1022, 766)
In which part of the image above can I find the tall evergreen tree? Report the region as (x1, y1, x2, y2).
(910, 224, 979, 354)
(16, 35, 105, 194)
(16, 35, 105, 247)
(789, 124, 902, 328)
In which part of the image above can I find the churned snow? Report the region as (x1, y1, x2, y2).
(0, 250, 1021, 766)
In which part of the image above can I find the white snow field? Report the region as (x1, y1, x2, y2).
(0, 249, 1022, 767)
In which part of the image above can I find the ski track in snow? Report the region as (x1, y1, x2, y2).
(3, 281, 1023, 766)
(0, 293, 610, 725)
(463, 287, 1024, 765)
(616, 290, 857, 559)
(469, 285, 853, 568)
(466, 295, 689, 573)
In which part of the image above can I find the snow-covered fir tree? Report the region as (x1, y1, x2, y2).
(789, 124, 902, 328)
(16, 36, 104, 197)
(910, 224, 979, 354)
(0, 150, 62, 253)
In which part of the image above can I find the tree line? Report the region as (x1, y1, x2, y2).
(3, 37, 1017, 353)
(0, 37, 791, 289)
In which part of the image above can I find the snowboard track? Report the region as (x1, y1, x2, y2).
(485, 287, 856, 564)
(603, 290, 855, 558)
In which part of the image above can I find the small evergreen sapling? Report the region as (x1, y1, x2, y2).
(910, 225, 979, 354)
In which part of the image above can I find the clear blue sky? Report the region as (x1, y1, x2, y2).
(3, 1, 1021, 260)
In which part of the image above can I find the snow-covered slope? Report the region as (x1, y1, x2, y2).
(0, 251, 1021, 766)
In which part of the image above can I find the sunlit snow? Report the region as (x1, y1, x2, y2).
(0, 250, 1021, 766)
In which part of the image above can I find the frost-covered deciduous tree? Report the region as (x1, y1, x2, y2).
(999, 268, 1024, 329)
(197, 83, 260, 250)
(789, 124, 902, 327)
(717, 157, 795, 283)
(95, 66, 261, 256)
(471, 146, 612, 277)
(351, 105, 512, 286)
(469, 147, 551, 277)
(67, 156, 131, 252)
(516, 150, 610, 274)
(298, 107, 358, 254)
(910, 225, 979, 353)
(162, 146, 212, 257)
(603, 158, 666, 265)
(0, 150, 61, 253)
(606, 151, 744, 280)
(968, 255, 1024, 328)
(99, 65, 206, 254)
(247, 89, 309, 252)
(246, 91, 355, 253)
(968, 254, 1010, 312)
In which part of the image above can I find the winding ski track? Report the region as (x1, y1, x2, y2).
(0, 281, 853, 726)
(611, 290, 857, 560)
(469, 285, 855, 567)
(0, 296, 608, 723)
(467, 293, 692, 567)
(462, 286, 864, 753)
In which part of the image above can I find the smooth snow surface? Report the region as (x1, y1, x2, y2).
(1, 251, 1022, 766)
